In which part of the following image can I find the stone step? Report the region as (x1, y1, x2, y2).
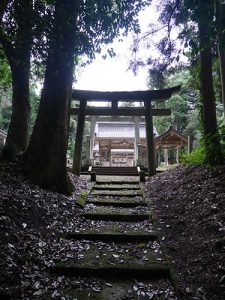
(92, 167, 139, 176)
(52, 241, 167, 278)
(66, 231, 157, 242)
(86, 199, 147, 207)
(71, 221, 155, 237)
(53, 263, 170, 279)
(93, 185, 141, 190)
(90, 190, 143, 197)
(96, 180, 139, 185)
(81, 212, 150, 222)
(62, 278, 177, 300)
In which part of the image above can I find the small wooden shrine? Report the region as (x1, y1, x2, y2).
(155, 126, 188, 165)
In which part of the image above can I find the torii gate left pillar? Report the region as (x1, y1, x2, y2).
(72, 100, 86, 176)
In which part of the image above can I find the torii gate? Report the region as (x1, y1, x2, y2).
(70, 86, 180, 177)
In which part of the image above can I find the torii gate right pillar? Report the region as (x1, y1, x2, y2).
(144, 100, 156, 176)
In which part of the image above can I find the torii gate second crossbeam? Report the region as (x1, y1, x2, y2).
(71, 86, 181, 177)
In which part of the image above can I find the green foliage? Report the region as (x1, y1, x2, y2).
(181, 126, 225, 166)
(30, 86, 40, 130)
(0, 48, 11, 88)
(0, 50, 12, 130)
(76, 191, 88, 208)
(153, 69, 200, 138)
(203, 132, 223, 166)
(181, 147, 205, 166)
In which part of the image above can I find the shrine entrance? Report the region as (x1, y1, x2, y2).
(70, 86, 180, 176)
(88, 120, 158, 167)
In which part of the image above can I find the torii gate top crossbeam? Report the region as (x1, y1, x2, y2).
(72, 86, 181, 102)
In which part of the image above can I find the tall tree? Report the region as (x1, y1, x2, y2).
(0, 0, 33, 155)
(131, 0, 223, 164)
(26, 0, 77, 194)
(214, 0, 225, 120)
(197, 2, 221, 164)
(26, 0, 150, 194)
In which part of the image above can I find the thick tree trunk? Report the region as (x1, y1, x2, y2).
(198, 16, 222, 164)
(1, 0, 32, 155)
(214, 0, 225, 118)
(218, 44, 225, 117)
(5, 61, 30, 153)
(26, 0, 76, 195)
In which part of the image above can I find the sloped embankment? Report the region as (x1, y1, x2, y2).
(145, 165, 225, 300)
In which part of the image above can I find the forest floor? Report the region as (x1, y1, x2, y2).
(145, 165, 225, 300)
(0, 161, 224, 299)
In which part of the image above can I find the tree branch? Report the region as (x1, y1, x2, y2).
(0, 0, 9, 22)
(0, 27, 14, 62)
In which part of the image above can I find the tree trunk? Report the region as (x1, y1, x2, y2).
(218, 44, 225, 118)
(198, 15, 222, 164)
(1, 0, 32, 155)
(26, 0, 77, 195)
(5, 61, 30, 153)
(214, 0, 225, 119)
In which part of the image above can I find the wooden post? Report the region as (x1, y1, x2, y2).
(134, 116, 140, 166)
(85, 135, 90, 164)
(109, 140, 112, 166)
(157, 147, 161, 167)
(144, 100, 156, 176)
(188, 135, 193, 154)
(111, 100, 118, 110)
(164, 148, 169, 165)
(90, 116, 96, 161)
(176, 147, 179, 163)
(139, 171, 146, 182)
(73, 100, 87, 175)
(90, 172, 96, 181)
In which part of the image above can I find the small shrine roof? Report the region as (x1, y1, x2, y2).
(155, 126, 188, 147)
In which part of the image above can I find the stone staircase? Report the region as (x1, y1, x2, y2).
(84, 166, 139, 176)
(51, 179, 179, 299)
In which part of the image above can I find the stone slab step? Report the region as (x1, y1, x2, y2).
(93, 186, 141, 190)
(63, 279, 177, 300)
(96, 180, 140, 185)
(81, 212, 150, 222)
(96, 181, 139, 185)
(87, 195, 143, 202)
(86, 199, 147, 207)
(90, 190, 143, 197)
(52, 263, 170, 279)
(66, 231, 157, 242)
(52, 240, 167, 279)
(92, 167, 139, 176)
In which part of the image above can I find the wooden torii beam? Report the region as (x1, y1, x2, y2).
(71, 86, 181, 176)
(72, 86, 180, 102)
(70, 107, 171, 116)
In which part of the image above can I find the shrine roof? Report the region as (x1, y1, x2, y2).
(155, 126, 188, 146)
(95, 122, 158, 139)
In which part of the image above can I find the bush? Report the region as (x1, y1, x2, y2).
(180, 147, 206, 166)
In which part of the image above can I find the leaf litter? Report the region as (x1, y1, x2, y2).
(0, 161, 177, 299)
